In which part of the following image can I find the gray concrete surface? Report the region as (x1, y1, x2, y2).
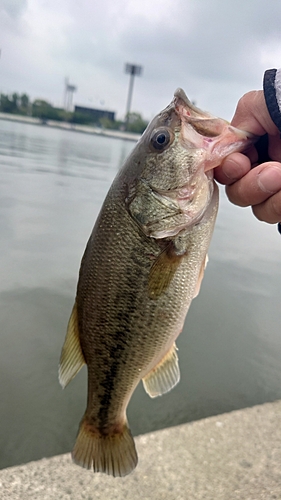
(1, 400, 281, 499)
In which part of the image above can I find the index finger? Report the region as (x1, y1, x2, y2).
(231, 91, 278, 136)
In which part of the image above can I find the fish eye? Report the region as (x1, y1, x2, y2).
(150, 128, 171, 151)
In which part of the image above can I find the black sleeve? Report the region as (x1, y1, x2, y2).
(263, 68, 281, 133)
(263, 69, 281, 234)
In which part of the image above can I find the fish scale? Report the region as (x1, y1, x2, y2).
(59, 88, 253, 477)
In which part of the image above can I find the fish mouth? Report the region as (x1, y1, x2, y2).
(173, 88, 209, 117)
(173, 88, 255, 172)
(202, 125, 254, 172)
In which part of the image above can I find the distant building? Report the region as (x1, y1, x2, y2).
(74, 105, 115, 122)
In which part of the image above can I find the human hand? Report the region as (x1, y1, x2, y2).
(214, 90, 281, 225)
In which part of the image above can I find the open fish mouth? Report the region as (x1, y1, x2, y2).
(173, 88, 255, 171)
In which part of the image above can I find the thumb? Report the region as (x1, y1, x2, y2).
(225, 162, 281, 207)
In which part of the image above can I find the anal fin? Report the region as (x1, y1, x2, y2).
(59, 302, 85, 388)
(142, 343, 180, 398)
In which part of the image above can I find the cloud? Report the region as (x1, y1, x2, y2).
(1, 0, 281, 119)
(0, 0, 28, 19)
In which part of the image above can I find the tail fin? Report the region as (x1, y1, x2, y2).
(72, 417, 138, 477)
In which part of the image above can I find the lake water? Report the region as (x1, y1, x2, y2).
(0, 118, 280, 470)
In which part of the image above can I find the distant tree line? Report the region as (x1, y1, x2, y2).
(0, 92, 148, 134)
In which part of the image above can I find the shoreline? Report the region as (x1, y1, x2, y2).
(0, 112, 141, 143)
(1, 399, 281, 499)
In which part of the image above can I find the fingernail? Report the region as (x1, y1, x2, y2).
(257, 166, 281, 193)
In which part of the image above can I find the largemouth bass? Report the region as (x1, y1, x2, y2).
(59, 89, 251, 477)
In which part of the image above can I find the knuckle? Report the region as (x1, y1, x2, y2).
(252, 206, 267, 222)
(225, 184, 249, 208)
(271, 194, 281, 219)
(252, 192, 281, 223)
(237, 91, 259, 113)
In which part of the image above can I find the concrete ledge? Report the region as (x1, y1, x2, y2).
(1, 400, 281, 499)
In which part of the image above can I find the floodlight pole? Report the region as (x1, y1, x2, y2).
(124, 63, 142, 130)
(126, 72, 135, 121)
(64, 77, 77, 112)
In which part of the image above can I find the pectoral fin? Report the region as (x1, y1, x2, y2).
(142, 343, 180, 398)
(193, 254, 208, 299)
(148, 249, 183, 299)
(59, 302, 85, 388)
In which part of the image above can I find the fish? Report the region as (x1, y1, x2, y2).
(59, 89, 252, 477)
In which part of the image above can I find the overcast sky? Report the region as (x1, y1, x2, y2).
(1, 0, 281, 121)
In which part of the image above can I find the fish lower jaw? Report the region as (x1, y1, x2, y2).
(203, 133, 253, 172)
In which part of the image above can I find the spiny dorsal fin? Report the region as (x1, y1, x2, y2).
(59, 302, 85, 388)
(142, 343, 180, 398)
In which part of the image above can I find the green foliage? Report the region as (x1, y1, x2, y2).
(0, 92, 31, 115)
(0, 91, 149, 133)
(20, 93, 29, 111)
(125, 112, 148, 133)
(69, 112, 93, 125)
(12, 93, 18, 108)
(99, 117, 123, 130)
(0, 93, 19, 113)
(32, 99, 66, 121)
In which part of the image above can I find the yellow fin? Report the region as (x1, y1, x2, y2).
(142, 343, 180, 398)
(59, 303, 85, 389)
(193, 254, 208, 299)
(148, 250, 182, 299)
(72, 416, 138, 477)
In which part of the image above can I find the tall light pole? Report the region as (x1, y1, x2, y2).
(64, 77, 77, 112)
(124, 63, 142, 130)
